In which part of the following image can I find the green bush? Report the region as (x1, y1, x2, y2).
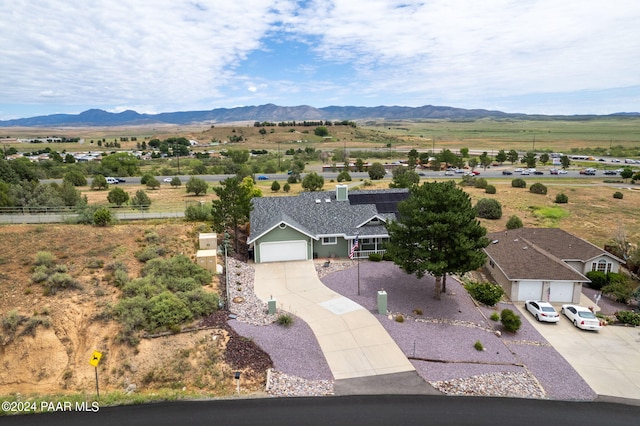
(277, 313, 294, 327)
(464, 282, 504, 306)
(148, 291, 193, 330)
(130, 190, 151, 210)
(613, 191, 624, 199)
(529, 182, 547, 195)
(485, 184, 496, 194)
(395, 314, 404, 323)
(368, 253, 383, 262)
(474, 178, 488, 189)
(585, 271, 608, 291)
(602, 274, 634, 303)
(178, 289, 219, 317)
(500, 309, 521, 333)
(337, 171, 352, 182)
(44, 272, 79, 295)
(140, 173, 154, 185)
(490, 311, 500, 321)
(93, 207, 113, 226)
(475, 198, 502, 220)
(134, 245, 166, 262)
(506, 215, 523, 229)
(615, 310, 640, 326)
(554, 193, 568, 203)
(473, 340, 484, 351)
(34, 251, 55, 267)
(185, 203, 212, 222)
(511, 178, 526, 188)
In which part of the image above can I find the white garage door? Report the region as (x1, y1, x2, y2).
(548, 282, 574, 303)
(259, 240, 308, 263)
(518, 281, 543, 301)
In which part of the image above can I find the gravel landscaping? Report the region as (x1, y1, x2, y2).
(225, 258, 598, 400)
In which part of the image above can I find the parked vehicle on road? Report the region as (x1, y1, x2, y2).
(561, 304, 601, 331)
(525, 300, 560, 323)
(502, 170, 513, 175)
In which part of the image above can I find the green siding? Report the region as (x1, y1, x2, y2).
(254, 225, 312, 262)
(313, 238, 349, 259)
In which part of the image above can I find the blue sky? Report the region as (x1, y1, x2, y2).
(1, 0, 639, 120)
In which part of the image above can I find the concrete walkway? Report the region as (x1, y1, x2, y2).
(253, 260, 415, 380)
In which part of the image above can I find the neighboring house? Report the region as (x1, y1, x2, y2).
(248, 185, 408, 263)
(484, 228, 624, 304)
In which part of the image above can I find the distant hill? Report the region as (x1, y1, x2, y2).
(1, 103, 638, 127)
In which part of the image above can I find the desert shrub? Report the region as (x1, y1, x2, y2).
(613, 191, 624, 199)
(1, 310, 25, 338)
(140, 173, 154, 185)
(34, 251, 55, 268)
(395, 314, 405, 323)
(170, 177, 182, 187)
(511, 178, 526, 188)
(270, 181, 280, 192)
(44, 272, 78, 295)
(485, 184, 496, 194)
(475, 198, 502, 220)
(464, 282, 504, 306)
(585, 271, 607, 290)
(148, 291, 193, 330)
(337, 171, 352, 182)
(86, 258, 105, 269)
(277, 313, 294, 327)
(20, 316, 50, 337)
(134, 245, 166, 262)
(93, 207, 113, 226)
(490, 311, 500, 321)
(474, 178, 488, 189)
(31, 265, 49, 283)
(412, 308, 423, 315)
(506, 215, 523, 229)
(142, 256, 212, 287)
(115, 296, 152, 331)
(500, 309, 521, 333)
(177, 289, 219, 317)
(368, 253, 383, 262)
(615, 310, 640, 326)
(529, 182, 547, 195)
(121, 277, 163, 299)
(112, 269, 130, 288)
(283, 182, 291, 192)
(554, 193, 568, 203)
(185, 203, 212, 222)
(473, 340, 484, 351)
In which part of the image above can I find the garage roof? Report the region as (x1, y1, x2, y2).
(485, 229, 592, 281)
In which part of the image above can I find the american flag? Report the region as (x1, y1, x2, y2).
(349, 236, 359, 259)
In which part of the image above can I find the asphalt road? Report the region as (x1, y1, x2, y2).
(3, 395, 638, 426)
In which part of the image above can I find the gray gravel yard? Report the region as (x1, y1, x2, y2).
(228, 258, 597, 400)
(321, 261, 597, 400)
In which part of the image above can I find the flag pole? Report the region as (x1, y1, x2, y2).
(357, 253, 360, 295)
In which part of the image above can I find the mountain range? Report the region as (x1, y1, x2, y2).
(1, 104, 638, 127)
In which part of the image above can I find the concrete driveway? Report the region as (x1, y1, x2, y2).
(515, 297, 640, 401)
(253, 260, 415, 380)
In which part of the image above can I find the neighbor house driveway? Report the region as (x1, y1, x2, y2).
(253, 260, 415, 380)
(515, 296, 640, 401)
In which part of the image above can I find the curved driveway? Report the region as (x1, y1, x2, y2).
(253, 260, 415, 380)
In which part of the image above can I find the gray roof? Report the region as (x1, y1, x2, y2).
(484, 228, 619, 282)
(248, 188, 409, 244)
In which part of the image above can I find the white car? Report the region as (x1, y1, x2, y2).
(558, 169, 568, 174)
(163, 177, 173, 183)
(525, 300, 560, 323)
(444, 170, 454, 176)
(514, 168, 524, 173)
(561, 304, 601, 331)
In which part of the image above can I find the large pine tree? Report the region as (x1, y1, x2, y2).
(386, 181, 489, 300)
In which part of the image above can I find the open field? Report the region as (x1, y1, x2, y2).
(4, 117, 640, 156)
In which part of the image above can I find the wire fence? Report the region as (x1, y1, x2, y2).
(0, 206, 185, 224)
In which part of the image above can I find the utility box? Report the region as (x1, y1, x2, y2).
(268, 298, 277, 315)
(199, 233, 217, 250)
(196, 249, 218, 273)
(377, 290, 387, 315)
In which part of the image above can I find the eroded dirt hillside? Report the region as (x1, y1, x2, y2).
(0, 222, 269, 397)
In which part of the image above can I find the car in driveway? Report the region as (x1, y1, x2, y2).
(561, 304, 601, 331)
(525, 300, 560, 323)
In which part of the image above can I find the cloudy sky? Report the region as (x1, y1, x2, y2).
(1, 0, 639, 120)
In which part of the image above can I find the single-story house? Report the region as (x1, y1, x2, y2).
(484, 228, 624, 304)
(247, 185, 408, 263)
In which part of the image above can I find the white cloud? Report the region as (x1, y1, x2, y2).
(1, 0, 639, 116)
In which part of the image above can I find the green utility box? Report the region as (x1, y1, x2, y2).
(268, 298, 277, 315)
(377, 290, 387, 315)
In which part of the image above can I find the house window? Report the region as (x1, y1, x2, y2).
(322, 237, 337, 245)
(591, 259, 611, 273)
